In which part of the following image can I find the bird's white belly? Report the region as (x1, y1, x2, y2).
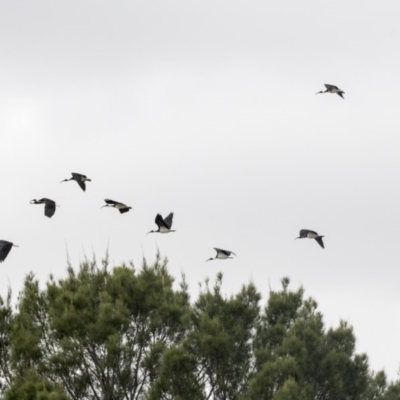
(307, 232, 318, 238)
(159, 226, 170, 233)
(217, 253, 229, 259)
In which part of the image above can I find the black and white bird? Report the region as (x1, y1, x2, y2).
(30, 198, 58, 218)
(60, 173, 91, 192)
(147, 213, 175, 234)
(295, 229, 325, 249)
(206, 248, 236, 262)
(0, 240, 18, 263)
(316, 84, 345, 99)
(101, 199, 132, 214)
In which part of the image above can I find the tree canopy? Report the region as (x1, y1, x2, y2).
(0, 254, 398, 399)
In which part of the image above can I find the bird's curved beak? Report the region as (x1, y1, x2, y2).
(60, 179, 67, 183)
(146, 230, 153, 235)
(206, 258, 213, 262)
(294, 237, 300, 240)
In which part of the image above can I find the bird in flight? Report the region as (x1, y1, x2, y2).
(0, 240, 18, 263)
(206, 248, 236, 262)
(101, 199, 132, 214)
(295, 229, 325, 248)
(147, 213, 175, 234)
(60, 172, 91, 192)
(30, 198, 58, 218)
(316, 84, 345, 99)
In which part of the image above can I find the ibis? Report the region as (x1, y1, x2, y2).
(316, 84, 345, 99)
(0, 240, 18, 263)
(60, 173, 91, 192)
(101, 199, 132, 214)
(295, 229, 324, 249)
(147, 213, 175, 234)
(30, 198, 58, 218)
(206, 248, 236, 262)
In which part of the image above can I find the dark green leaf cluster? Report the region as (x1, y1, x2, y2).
(0, 257, 399, 400)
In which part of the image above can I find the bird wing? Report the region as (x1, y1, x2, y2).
(72, 173, 86, 191)
(214, 248, 231, 256)
(44, 200, 56, 218)
(324, 84, 339, 91)
(315, 237, 325, 249)
(119, 207, 130, 214)
(163, 213, 174, 229)
(105, 199, 118, 205)
(155, 213, 167, 228)
(299, 229, 310, 237)
(300, 229, 318, 236)
(76, 180, 86, 191)
(0, 241, 12, 262)
(337, 92, 345, 99)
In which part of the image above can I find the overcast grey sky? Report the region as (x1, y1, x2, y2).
(1, 0, 400, 379)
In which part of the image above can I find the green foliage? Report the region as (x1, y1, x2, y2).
(0, 260, 399, 400)
(152, 272, 262, 399)
(3, 369, 70, 400)
(0, 290, 13, 394)
(3, 254, 190, 399)
(248, 277, 370, 400)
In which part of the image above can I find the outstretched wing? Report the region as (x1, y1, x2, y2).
(300, 229, 318, 238)
(0, 241, 12, 262)
(214, 248, 234, 257)
(119, 207, 131, 214)
(155, 213, 167, 228)
(299, 229, 310, 238)
(337, 92, 345, 99)
(105, 199, 118, 206)
(315, 237, 325, 249)
(163, 213, 174, 229)
(72, 173, 86, 191)
(44, 200, 56, 218)
(324, 84, 339, 91)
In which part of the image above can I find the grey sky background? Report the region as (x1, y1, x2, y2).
(1, 0, 400, 378)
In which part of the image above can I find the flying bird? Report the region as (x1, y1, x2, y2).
(295, 229, 325, 249)
(0, 240, 18, 263)
(147, 213, 175, 234)
(316, 84, 345, 99)
(30, 198, 58, 218)
(206, 248, 236, 262)
(101, 199, 132, 214)
(60, 172, 91, 192)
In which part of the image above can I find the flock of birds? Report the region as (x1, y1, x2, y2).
(0, 84, 344, 264)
